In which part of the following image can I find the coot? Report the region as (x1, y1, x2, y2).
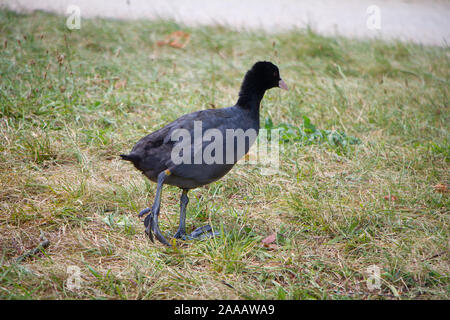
(121, 61, 288, 246)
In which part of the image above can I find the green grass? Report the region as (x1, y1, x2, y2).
(0, 9, 449, 299)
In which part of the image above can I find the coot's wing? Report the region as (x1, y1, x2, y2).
(164, 107, 256, 184)
(128, 107, 236, 179)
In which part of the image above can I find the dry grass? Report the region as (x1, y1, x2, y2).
(0, 10, 448, 299)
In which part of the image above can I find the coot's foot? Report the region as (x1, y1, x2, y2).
(139, 206, 171, 246)
(140, 206, 219, 243)
(169, 225, 220, 241)
(187, 225, 220, 240)
(139, 208, 154, 242)
(139, 207, 155, 240)
(173, 228, 187, 239)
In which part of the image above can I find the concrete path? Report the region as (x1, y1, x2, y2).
(2, 0, 449, 46)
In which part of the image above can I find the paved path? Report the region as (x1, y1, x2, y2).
(2, 0, 449, 46)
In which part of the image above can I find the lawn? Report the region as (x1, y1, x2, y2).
(0, 9, 448, 299)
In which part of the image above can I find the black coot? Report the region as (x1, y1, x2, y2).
(121, 61, 288, 246)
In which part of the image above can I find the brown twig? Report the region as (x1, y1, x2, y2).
(421, 251, 446, 262)
(15, 231, 50, 264)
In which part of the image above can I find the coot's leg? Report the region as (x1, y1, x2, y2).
(142, 170, 171, 246)
(172, 190, 220, 241)
(173, 189, 189, 239)
(142, 178, 219, 243)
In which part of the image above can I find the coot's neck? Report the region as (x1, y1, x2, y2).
(236, 87, 266, 119)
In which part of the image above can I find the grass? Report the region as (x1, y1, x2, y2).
(0, 9, 448, 300)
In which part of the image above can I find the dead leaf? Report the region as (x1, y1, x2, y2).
(157, 31, 191, 49)
(433, 183, 448, 194)
(383, 195, 398, 201)
(92, 74, 111, 87)
(262, 233, 276, 247)
(114, 79, 127, 89)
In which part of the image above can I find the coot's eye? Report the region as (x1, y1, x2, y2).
(274, 71, 278, 78)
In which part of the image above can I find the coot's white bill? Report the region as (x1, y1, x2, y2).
(279, 79, 288, 90)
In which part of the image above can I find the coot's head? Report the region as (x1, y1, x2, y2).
(244, 61, 288, 92)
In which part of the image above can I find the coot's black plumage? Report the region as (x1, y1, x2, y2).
(121, 61, 287, 245)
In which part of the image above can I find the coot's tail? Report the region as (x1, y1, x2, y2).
(120, 153, 141, 166)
